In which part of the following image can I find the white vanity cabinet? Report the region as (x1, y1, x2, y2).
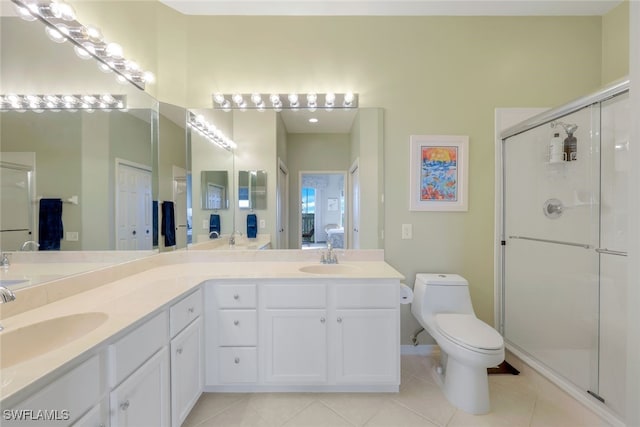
(109, 311, 170, 427)
(169, 289, 203, 427)
(263, 283, 328, 384)
(2, 353, 107, 427)
(205, 279, 400, 392)
(205, 282, 258, 385)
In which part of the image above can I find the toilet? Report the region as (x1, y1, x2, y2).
(411, 273, 504, 415)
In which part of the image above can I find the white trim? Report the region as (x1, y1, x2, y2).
(348, 158, 359, 250)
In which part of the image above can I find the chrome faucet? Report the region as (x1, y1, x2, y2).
(209, 231, 220, 239)
(229, 231, 243, 246)
(321, 243, 338, 264)
(0, 286, 16, 331)
(20, 240, 40, 251)
(0, 253, 10, 268)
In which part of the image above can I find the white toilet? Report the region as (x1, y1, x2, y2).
(411, 273, 504, 415)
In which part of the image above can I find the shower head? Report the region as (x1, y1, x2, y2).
(564, 124, 578, 135)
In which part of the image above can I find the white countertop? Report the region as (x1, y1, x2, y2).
(0, 251, 403, 406)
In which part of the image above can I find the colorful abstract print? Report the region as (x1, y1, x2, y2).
(420, 146, 458, 202)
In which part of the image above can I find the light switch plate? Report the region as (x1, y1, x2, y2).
(260, 219, 266, 229)
(401, 224, 412, 240)
(66, 231, 79, 241)
(202, 219, 208, 230)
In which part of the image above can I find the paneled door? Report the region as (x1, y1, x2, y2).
(116, 161, 152, 250)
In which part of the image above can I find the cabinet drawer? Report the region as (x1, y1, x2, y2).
(264, 283, 326, 308)
(5, 354, 104, 427)
(110, 311, 168, 386)
(218, 347, 257, 383)
(170, 288, 202, 337)
(218, 310, 257, 346)
(214, 284, 256, 308)
(334, 284, 397, 309)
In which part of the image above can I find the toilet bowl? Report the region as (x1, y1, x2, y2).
(411, 273, 504, 414)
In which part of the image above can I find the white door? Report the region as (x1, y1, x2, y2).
(276, 160, 289, 249)
(264, 309, 327, 383)
(349, 161, 361, 249)
(170, 318, 203, 427)
(110, 347, 170, 427)
(333, 309, 398, 384)
(173, 165, 188, 249)
(116, 162, 152, 250)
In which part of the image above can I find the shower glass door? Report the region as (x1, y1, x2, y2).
(502, 104, 601, 394)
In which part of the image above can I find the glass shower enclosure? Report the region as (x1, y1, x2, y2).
(499, 79, 629, 422)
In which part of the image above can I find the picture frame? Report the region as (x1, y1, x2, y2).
(327, 197, 339, 211)
(409, 135, 469, 211)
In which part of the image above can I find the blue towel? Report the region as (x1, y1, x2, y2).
(152, 200, 159, 246)
(247, 213, 257, 238)
(209, 214, 221, 237)
(38, 198, 63, 250)
(161, 201, 176, 247)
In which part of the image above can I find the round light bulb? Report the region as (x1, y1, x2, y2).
(143, 71, 155, 84)
(86, 26, 103, 43)
(45, 26, 67, 43)
(251, 93, 262, 105)
(74, 43, 94, 60)
(57, 2, 76, 21)
(15, 5, 37, 21)
(213, 93, 226, 105)
(106, 42, 123, 58)
(232, 94, 244, 105)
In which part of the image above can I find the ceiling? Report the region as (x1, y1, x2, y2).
(159, 0, 623, 17)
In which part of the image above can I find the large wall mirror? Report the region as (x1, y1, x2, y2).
(185, 107, 384, 250)
(0, 11, 159, 288)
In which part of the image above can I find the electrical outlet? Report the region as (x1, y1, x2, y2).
(259, 219, 266, 229)
(401, 224, 412, 240)
(66, 231, 79, 241)
(202, 219, 208, 230)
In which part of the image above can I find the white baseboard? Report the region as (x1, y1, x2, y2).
(401, 344, 438, 356)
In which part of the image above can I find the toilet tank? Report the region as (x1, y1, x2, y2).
(412, 274, 475, 322)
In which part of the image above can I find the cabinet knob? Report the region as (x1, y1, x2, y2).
(234, 357, 240, 364)
(177, 347, 183, 354)
(120, 400, 130, 411)
(188, 307, 195, 313)
(320, 317, 326, 323)
(233, 294, 240, 300)
(337, 317, 343, 323)
(233, 320, 240, 326)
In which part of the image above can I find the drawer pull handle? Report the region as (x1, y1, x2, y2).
(234, 357, 240, 364)
(233, 320, 240, 326)
(337, 317, 343, 323)
(188, 307, 195, 313)
(320, 317, 326, 323)
(120, 400, 130, 411)
(233, 294, 240, 300)
(177, 347, 183, 354)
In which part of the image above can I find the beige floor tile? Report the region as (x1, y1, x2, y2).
(530, 398, 613, 427)
(281, 401, 354, 427)
(182, 393, 249, 427)
(401, 354, 438, 384)
(391, 376, 456, 426)
(194, 400, 273, 427)
(363, 400, 438, 427)
(247, 393, 316, 426)
(447, 379, 536, 427)
(318, 393, 387, 426)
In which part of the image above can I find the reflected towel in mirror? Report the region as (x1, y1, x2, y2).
(38, 198, 63, 250)
(161, 201, 176, 247)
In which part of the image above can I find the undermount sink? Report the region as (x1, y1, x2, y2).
(298, 264, 360, 275)
(0, 312, 108, 369)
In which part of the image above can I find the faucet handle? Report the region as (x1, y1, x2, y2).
(1, 253, 10, 267)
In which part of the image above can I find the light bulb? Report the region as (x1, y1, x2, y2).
(221, 100, 231, 112)
(288, 93, 299, 106)
(15, 5, 37, 21)
(213, 93, 225, 105)
(101, 94, 115, 104)
(86, 26, 103, 43)
(74, 43, 94, 60)
(251, 93, 262, 105)
(307, 93, 317, 103)
(98, 62, 113, 73)
(142, 71, 155, 84)
(106, 42, 123, 58)
(232, 94, 244, 105)
(343, 92, 355, 107)
(45, 26, 67, 43)
(57, 2, 76, 21)
(269, 94, 281, 105)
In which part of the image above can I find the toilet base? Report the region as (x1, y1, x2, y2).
(442, 356, 491, 415)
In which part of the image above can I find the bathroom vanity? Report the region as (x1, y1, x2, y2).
(0, 250, 403, 426)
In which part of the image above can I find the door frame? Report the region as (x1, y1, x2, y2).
(348, 158, 360, 250)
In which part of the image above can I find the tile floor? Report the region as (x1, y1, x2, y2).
(182, 354, 611, 427)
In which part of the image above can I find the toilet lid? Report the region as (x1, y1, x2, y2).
(435, 314, 503, 351)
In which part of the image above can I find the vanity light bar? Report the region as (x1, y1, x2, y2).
(187, 112, 237, 151)
(212, 92, 358, 112)
(0, 94, 127, 111)
(11, 0, 154, 91)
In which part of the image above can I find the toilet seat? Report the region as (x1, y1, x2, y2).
(435, 314, 503, 352)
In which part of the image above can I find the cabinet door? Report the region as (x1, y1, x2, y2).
(264, 309, 327, 383)
(334, 309, 399, 384)
(110, 347, 170, 427)
(71, 399, 109, 427)
(171, 318, 203, 427)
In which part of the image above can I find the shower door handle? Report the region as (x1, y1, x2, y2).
(595, 248, 627, 257)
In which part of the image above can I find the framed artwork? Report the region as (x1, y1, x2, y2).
(327, 197, 339, 211)
(409, 135, 469, 211)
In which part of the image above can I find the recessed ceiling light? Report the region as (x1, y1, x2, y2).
(309, 118, 319, 123)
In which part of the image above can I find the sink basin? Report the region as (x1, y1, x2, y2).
(298, 264, 360, 275)
(0, 312, 108, 369)
(0, 279, 29, 286)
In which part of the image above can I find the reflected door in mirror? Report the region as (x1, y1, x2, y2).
(116, 163, 152, 250)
